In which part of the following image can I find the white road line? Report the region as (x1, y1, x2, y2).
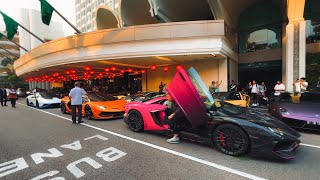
(301, 143, 320, 149)
(17, 103, 266, 180)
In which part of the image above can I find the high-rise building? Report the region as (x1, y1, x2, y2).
(75, 0, 120, 32)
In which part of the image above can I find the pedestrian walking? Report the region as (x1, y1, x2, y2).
(259, 82, 268, 104)
(274, 80, 285, 96)
(7, 86, 17, 108)
(69, 82, 87, 124)
(229, 80, 238, 91)
(2, 87, 7, 106)
(0, 87, 3, 106)
(251, 80, 259, 106)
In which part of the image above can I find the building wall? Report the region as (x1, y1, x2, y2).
(143, 60, 226, 92)
(75, 0, 120, 32)
(306, 43, 320, 53)
(238, 48, 282, 64)
(18, 9, 65, 56)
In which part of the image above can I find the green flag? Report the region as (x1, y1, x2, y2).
(0, 11, 18, 40)
(40, 0, 54, 26)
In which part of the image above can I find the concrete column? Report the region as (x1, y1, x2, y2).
(46, 82, 51, 90)
(283, 0, 306, 92)
(18, 9, 31, 56)
(41, 82, 46, 89)
(218, 58, 228, 92)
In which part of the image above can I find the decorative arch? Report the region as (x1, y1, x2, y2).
(96, 6, 121, 30)
(238, 1, 281, 31)
(152, 0, 214, 22)
(238, 1, 282, 53)
(120, 0, 158, 26)
(304, 0, 320, 20)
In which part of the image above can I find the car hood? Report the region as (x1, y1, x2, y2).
(89, 100, 126, 110)
(234, 109, 300, 138)
(279, 103, 320, 119)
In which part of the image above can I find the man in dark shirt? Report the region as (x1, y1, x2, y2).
(2, 88, 7, 106)
(163, 94, 185, 144)
(229, 80, 238, 91)
(0, 87, 3, 106)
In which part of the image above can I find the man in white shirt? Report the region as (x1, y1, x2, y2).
(69, 82, 87, 124)
(300, 77, 308, 93)
(251, 80, 259, 106)
(274, 80, 285, 96)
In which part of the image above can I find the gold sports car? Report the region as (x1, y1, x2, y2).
(212, 91, 250, 108)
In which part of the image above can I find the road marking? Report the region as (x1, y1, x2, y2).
(17, 103, 266, 180)
(301, 143, 320, 149)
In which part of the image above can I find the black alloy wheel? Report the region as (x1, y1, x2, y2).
(26, 99, 30, 106)
(36, 101, 40, 109)
(213, 124, 249, 156)
(128, 110, 144, 132)
(84, 106, 93, 120)
(61, 104, 67, 114)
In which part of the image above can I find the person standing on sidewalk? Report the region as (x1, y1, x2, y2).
(7, 86, 17, 108)
(2, 87, 7, 106)
(0, 87, 3, 107)
(251, 80, 260, 106)
(69, 82, 87, 124)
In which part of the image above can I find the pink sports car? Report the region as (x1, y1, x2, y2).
(124, 67, 300, 159)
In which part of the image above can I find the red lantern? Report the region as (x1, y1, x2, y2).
(163, 66, 169, 72)
(111, 66, 117, 71)
(128, 68, 133, 73)
(71, 70, 76, 74)
(120, 69, 125, 74)
(83, 72, 88, 76)
(141, 70, 146, 74)
(104, 68, 110, 72)
(134, 71, 139, 75)
(151, 65, 157, 71)
(89, 70, 95, 74)
(84, 66, 91, 71)
(176, 65, 182, 69)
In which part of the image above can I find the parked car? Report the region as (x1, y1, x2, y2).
(124, 67, 300, 159)
(60, 92, 126, 120)
(26, 92, 61, 108)
(269, 92, 320, 130)
(16, 88, 29, 97)
(212, 91, 250, 108)
(48, 87, 69, 98)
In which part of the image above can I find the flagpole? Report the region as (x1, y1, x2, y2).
(52, 8, 81, 34)
(15, 22, 45, 43)
(1, 34, 29, 52)
(0, 46, 19, 59)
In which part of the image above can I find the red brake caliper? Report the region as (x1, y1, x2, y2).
(219, 132, 226, 147)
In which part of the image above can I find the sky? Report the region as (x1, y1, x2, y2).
(0, 0, 76, 36)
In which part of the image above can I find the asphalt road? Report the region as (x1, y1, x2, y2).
(0, 98, 320, 180)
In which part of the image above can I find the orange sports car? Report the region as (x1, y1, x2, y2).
(60, 92, 126, 120)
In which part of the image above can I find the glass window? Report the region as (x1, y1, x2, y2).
(238, 27, 281, 53)
(306, 20, 320, 44)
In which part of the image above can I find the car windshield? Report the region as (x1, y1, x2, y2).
(39, 92, 53, 99)
(88, 93, 117, 102)
(187, 67, 215, 107)
(215, 101, 245, 115)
